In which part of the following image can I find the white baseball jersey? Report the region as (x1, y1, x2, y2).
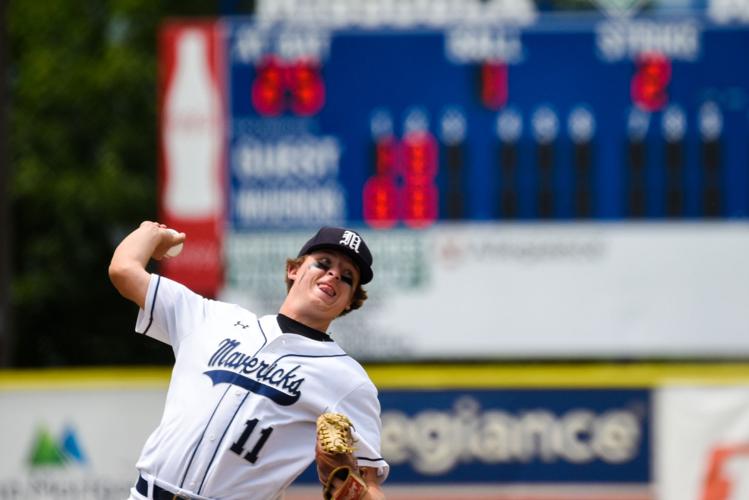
(129, 274, 388, 500)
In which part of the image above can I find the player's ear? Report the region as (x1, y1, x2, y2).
(287, 259, 301, 281)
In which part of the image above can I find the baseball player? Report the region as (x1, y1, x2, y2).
(109, 221, 388, 500)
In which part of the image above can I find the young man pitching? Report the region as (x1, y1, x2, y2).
(110, 221, 387, 500)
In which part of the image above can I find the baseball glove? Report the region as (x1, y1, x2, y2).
(315, 413, 367, 500)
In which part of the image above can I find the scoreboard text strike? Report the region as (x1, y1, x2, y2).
(222, 15, 749, 230)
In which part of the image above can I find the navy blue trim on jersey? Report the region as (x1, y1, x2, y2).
(179, 385, 232, 489)
(197, 391, 252, 495)
(272, 352, 349, 364)
(256, 319, 269, 350)
(180, 320, 269, 491)
(140, 275, 161, 335)
(204, 370, 301, 406)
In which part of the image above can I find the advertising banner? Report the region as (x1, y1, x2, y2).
(289, 387, 651, 496)
(0, 377, 651, 499)
(158, 21, 226, 297)
(378, 388, 650, 484)
(0, 387, 165, 500)
(222, 223, 749, 360)
(655, 385, 749, 500)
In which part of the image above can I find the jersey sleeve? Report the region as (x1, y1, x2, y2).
(331, 381, 390, 481)
(134, 274, 215, 352)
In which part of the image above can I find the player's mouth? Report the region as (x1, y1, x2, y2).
(317, 282, 336, 297)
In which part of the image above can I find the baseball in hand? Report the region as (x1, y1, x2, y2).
(165, 228, 184, 257)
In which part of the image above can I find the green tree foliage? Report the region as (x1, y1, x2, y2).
(7, 0, 220, 365)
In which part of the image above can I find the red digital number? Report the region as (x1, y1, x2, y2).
(363, 177, 399, 228)
(287, 60, 325, 116)
(402, 131, 437, 183)
(480, 61, 508, 110)
(375, 137, 399, 177)
(250, 56, 286, 116)
(403, 184, 438, 228)
(364, 131, 440, 229)
(251, 56, 325, 117)
(631, 52, 671, 112)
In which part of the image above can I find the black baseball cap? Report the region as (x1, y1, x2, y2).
(298, 227, 374, 284)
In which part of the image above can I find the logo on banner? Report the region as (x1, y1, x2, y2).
(28, 424, 87, 468)
(159, 22, 225, 297)
(702, 444, 749, 500)
(381, 395, 644, 476)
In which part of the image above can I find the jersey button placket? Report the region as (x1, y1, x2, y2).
(184, 389, 246, 493)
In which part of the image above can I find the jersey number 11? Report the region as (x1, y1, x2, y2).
(230, 419, 274, 463)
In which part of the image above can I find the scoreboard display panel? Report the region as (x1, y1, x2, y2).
(226, 14, 749, 230)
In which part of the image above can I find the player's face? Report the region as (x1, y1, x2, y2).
(287, 251, 360, 320)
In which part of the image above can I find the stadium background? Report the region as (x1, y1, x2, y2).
(2, 0, 749, 499)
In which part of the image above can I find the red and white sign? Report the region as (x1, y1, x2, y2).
(655, 386, 749, 500)
(158, 22, 226, 297)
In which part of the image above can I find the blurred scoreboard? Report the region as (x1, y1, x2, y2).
(225, 14, 749, 230)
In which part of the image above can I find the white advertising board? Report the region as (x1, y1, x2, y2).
(655, 385, 749, 500)
(0, 387, 166, 500)
(223, 222, 749, 360)
(0, 375, 655, 500)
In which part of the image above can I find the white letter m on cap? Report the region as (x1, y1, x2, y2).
(340, 231, 362, 253)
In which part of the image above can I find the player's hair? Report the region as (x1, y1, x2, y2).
(285, 256, 368, 316)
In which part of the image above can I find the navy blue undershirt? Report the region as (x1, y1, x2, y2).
(277, 313, 332, 342)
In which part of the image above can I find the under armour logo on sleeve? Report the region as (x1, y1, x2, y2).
(339, 231, 362, 253)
